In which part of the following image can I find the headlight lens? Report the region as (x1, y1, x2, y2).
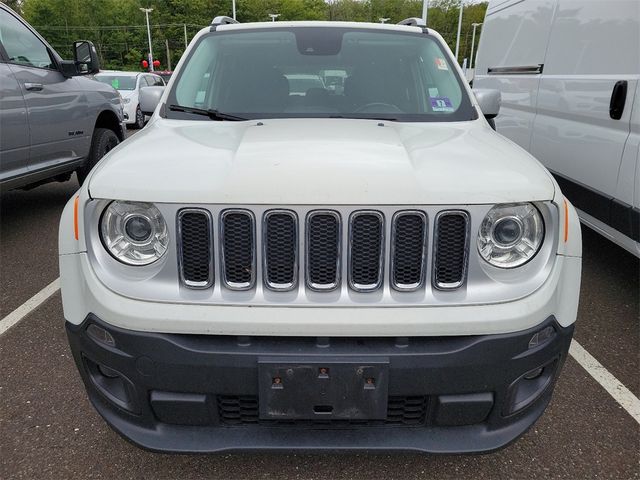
(100, 201, 168, 265)
(477, 203, 544, 268)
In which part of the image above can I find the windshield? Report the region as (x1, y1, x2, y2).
(95, 75, 137, 91)
(168, 27, 475, 122)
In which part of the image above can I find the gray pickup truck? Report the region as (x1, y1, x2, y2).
(0, 4, 125, 191)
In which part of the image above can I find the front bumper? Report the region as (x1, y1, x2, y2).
(66, 314, 573, 454)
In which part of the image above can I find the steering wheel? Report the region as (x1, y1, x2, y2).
(353, 102, 403, 114)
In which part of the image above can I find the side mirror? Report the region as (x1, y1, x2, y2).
(60, 40, 100, 77)
(474, 88, 501, 120)
(139, 86, 165, 116)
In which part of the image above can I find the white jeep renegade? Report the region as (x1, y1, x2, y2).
(59, 18, 582, 453)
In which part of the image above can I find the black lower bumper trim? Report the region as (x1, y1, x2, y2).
(66, 315, 573, 453)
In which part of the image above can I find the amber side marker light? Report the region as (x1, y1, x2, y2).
(73, 196, 80, 240)
(563, 199, 569, 243)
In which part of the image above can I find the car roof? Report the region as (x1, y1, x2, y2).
(216, 21, 424, 34)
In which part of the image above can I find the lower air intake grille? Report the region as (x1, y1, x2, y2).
(264, 211, 298, 290)
(178, 210, 213, 288)
(434, 211, 469, 289)
(349, 212, 384, 291)
(217, 395, 428, 426)
(217, 395, 259, 425)
(391, 212, 427, 290)
(221, 210, 255, 289)
(306, 211, 341, 290)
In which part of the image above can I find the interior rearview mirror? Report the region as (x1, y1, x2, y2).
(139, 86, 165, 116)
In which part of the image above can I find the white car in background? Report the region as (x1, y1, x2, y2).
(95, 71, 165, 129)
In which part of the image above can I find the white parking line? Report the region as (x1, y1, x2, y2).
(570, 339, 640, 425)
(0, 278, 60, 335)
(1, 280, 639, 425)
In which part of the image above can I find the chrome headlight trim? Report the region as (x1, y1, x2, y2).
(477, 202, 545, 269)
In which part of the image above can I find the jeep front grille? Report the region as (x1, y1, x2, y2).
(177, 207, 470, 294)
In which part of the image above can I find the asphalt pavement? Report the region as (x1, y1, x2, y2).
(0, 129, 638, 479)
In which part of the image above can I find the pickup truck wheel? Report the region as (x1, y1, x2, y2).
(76, 128, 119, 185)
(134, 105, 145, 129)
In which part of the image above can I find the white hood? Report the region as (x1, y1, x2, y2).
(89, 118, 555, 205)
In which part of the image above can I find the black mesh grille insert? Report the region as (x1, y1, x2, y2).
(392, 213, 426, 288)
(217, 395, 428, 427)
(307, 212, 340, 288)
(350, 212, 384, 289)
(264, 211, 297, 289)
(222, 211, 255, 288)
(434, 212, 469, 288)
(178, 210, 213, 287)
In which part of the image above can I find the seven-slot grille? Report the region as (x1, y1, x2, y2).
(177, 208, 470, 293)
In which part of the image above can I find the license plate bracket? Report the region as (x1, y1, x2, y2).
(258, 358, 389, 420)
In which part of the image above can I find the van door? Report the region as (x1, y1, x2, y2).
(0, 61, 30, 185)
(0, 8, 88, 174)
(530, 0, 639, 235)
(473, 0, 557, 150)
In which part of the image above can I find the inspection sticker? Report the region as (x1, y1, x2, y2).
(430, 97, 454, 112)
(435, 58, 449, 70)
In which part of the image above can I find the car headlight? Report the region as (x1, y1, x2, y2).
(122, 97, 131, 104)
(477, 203, 544, 268)
(100, 201, 168, 265)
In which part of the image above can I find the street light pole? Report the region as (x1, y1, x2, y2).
(470, 22, 482, 69)
(454, 0, 464, 62)
(421, 0, 429, 25)
(268, 13, 280, 22)
(232, 0, 236, 20)
(379, 18, 390, 24)
(140, 7, 154, 72)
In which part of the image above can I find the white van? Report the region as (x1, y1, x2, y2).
(474, 0, 639, 257)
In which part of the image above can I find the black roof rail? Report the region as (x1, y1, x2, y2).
(397, 17, 426, 27)
(211, 16, 239, 26)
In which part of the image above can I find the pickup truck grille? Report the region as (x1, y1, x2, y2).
(177, 207, 470, 294)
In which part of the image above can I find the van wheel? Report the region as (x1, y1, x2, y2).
(134, 105, 145, 129)
(76, 128, 119, 185)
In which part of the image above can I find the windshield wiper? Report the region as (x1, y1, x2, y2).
(329, 115, 400, 122)
(168, 104, 248, 121)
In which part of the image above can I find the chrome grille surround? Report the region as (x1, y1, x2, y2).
(87, 202, 557, 307)
(262, 209, 298, 291)
(390, 210, 428, 292)
(432, 210, 470, 290)
(305, 210, 342, 291)
(220, 209, 256, 291)
(177, 208, 214, 289)
(348, 210, 385, 292)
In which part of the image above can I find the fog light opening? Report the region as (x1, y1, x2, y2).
(98, 364, 120, 379)
(528, 325, 555, 349)
(87, 324, 115, 347)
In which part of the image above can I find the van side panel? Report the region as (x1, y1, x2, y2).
(473, 0, 557, 150)
(530, 0, 639, 243)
